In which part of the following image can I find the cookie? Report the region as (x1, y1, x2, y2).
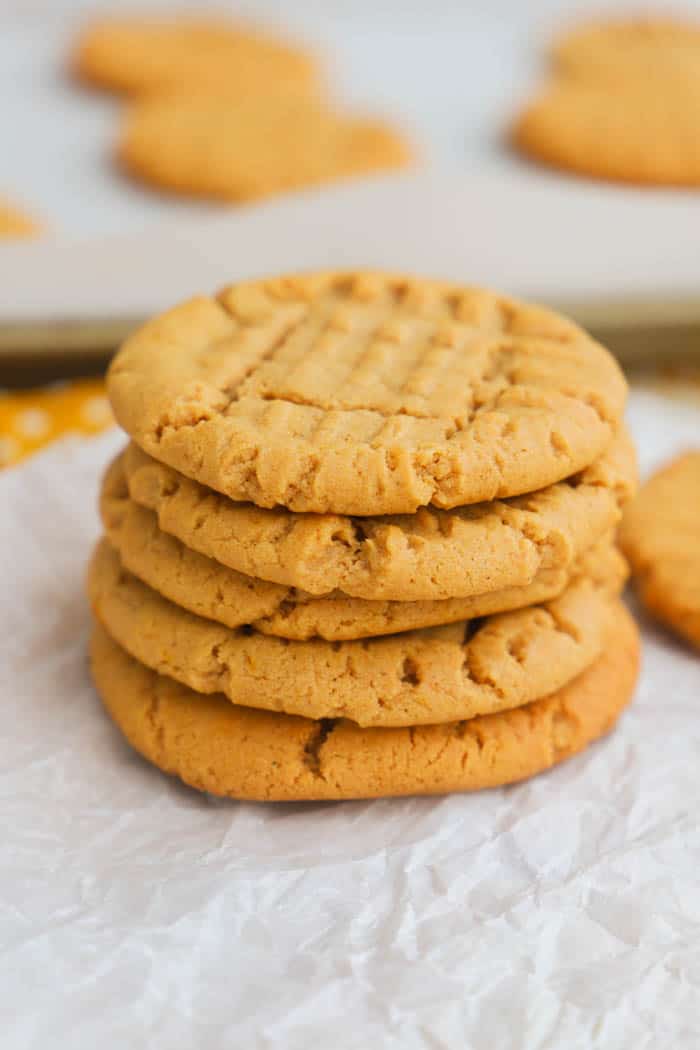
(619, 450, 700, 649)
(102, 453, 627, 637)
(552, 17, 700, 83)
(72, 16, 318, 98)
(0, 200, 39, 238)
(90, 604, 640, 800)
(511, 78, 700, 187)
(102, 456, 626, 638)
(107, 273, 627, 515)
(89, 536, 616, 728)
(118, 96, 412, 202)
(117, 427, 635, 601)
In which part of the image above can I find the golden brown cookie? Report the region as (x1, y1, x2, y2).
(117, 427, 635, 601)
(72, 16, 318, 98)
(619, 450, 700, 649)
(90, 605, 640, 801)
(89, 536, 617, 728)
(102, 455, 626, 638)
(552, 17, 700, 83)
(0, 200, 39, 238)
(511, 78, 700, 187)
(107, 273, 628, 515)
(118, 95, 412, 202)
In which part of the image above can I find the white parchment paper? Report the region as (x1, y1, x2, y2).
(1, 390, 699, 1050)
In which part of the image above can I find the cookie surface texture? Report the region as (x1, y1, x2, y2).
(90, 605, 640, 801)
(73, 16, 318, 97)
(107, 273, 627, 515)
(116, 427, 635, 601)
(619, 450, 700, 648)
(118, 96, 412, 202)
(89, 537, 616, 728)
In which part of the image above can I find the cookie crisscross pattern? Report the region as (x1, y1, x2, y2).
(108, 273, 627, 514)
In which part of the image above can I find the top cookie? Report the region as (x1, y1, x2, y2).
(72, 16, 318, 98)
(107, 272, 627, 516)
(552, 17, 700, 82)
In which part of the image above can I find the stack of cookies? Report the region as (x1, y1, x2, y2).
(89, 271, 640, 801)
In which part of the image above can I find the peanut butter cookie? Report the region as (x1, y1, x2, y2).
(118, 96, 411, 202)
(73, 16, 318, 98)
(107, 273, 628, 515)
(552, 17, 700, 83)
(0, 200, 39, 237)
(512, 77, 700, 187)
(89, 537, 618, 729)
(620, 450, 700, 649)
(115, 427, 635, 601)
(90, 605, 639, 800)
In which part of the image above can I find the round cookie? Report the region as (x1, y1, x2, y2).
(106, 273, 628, 515)
(89, 537, 615, 728)
(511, 78, 700, 187)
(0, 200, 39, 238)
(118, 96, 412, 202)
(117, 427, 635, 601)
(102, 460, 626, 638)
(619, 450, 700, 649)
(90, 606, 640, 801)
(72, 16, 318, 98)
(552, 17, 700, 83)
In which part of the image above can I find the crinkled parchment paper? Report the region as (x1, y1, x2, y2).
(1, 391, 699, 1049)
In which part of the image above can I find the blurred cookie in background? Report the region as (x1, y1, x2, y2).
(511, 14, 700, 187)
(72, 15, 320, 99)
(551, 16, 700, 82)
(118, 94, 414, 202)
(510, 77, 700, 187)
(0, 200, 40, 238)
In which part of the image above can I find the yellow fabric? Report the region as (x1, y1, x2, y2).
(0, 379, 114, 467)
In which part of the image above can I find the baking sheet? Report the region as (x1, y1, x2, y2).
(2, 1, 700, 363)
(2, 170, 700, 364)
(1, 389, 699, 1048)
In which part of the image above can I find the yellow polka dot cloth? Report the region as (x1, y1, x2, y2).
(0, 380, 114, 468)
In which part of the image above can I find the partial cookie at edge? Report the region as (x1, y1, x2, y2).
(0, 201, 39, 238)
(619, 450, 700, 648)
(551, 17, 700, 83)
(511, 78, 700, 187)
